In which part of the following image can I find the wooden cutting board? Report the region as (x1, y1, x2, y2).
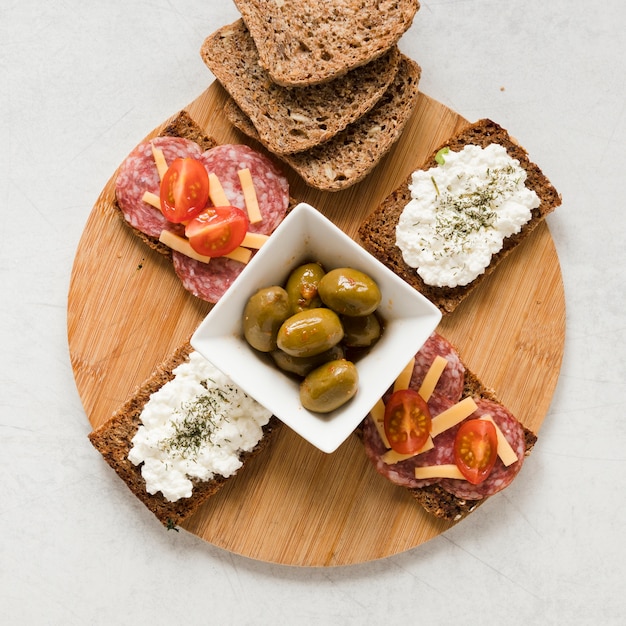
(68, 82, 565, 566)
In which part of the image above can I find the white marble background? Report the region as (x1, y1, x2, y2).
(2, 1, 625, 624)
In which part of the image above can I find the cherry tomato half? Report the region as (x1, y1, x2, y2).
(383, 389, 432, 455)
(159, 158, 210, 223)
(453, 419, 498, 485)
(185, 206, 249, 258)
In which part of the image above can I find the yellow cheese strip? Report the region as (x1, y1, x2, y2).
(238, 168, 263, 224)
(414, 464, 465, 480)
(240, 232, 269, 249)
(209, 172, 230, 207)
(159, 231, 211, 264)
(142, 191, 161, 210)
(151, 143, 168, 180)
(370, 398, 390, 448)
(479, 415, 519, 466)
(417, 355, 448, 402)
(224, 246, 252, 264)
(159, 231, 252, 265)
(382, 438, 435, 465)
(430, 396, 478, 438)
(393, 357, 415, 392)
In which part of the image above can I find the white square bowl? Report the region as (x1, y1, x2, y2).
(191, 202, 441, 453)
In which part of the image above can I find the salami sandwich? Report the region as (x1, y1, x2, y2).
(114, 110, 291, 303)
(358, 332, 538, 522)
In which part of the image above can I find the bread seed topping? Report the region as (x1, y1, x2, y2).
(395, 143, 540, 288)
(128, 351, 271, 502)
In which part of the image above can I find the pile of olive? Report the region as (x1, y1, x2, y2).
(242, 262, 383, 413)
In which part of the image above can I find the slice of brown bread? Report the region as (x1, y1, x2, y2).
(225, 55, 421, 191)
(354, 356, 538, 522)
(233, 0, 420, 86)
(200, 19, 401, 155)
(88, 341, 283, 528)
(358, 119, 562, 314)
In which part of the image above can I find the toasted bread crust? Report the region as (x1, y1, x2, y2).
(234, 0, 420, 86)
(358, 119, 562, 314)
(88, 341, 282, 527)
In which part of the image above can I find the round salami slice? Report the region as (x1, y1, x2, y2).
(198, 144, 289, 234)
(439, 398, 527, 500)
(115, 136, 203, 238)
(362, 394, 457, 489)
(173, 144, 289, 303)
(411, 332, 465, 403)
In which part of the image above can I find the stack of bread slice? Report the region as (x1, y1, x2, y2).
(200, 1, 422, 191)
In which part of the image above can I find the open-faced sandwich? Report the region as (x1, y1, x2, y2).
(88, 341, 282, 528)
(358, 331, 537, 521)
(358, 119, 562, 313)
(114, 111, 291, 303)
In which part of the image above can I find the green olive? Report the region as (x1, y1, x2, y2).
(277, 307, 344, 358)
(285, 262, 325, 313)
(341, 313, 382, 348)
(318, 267, 382, 317)
(270, 344, 345, 377)
(243, 286, 291, 352)
(299, 359, 359, 413)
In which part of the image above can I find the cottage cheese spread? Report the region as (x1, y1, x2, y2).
(395, 143, 540, 288)
(128, 351, 272, 502)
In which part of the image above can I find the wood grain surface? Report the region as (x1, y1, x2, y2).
(67, 82, 565, 566)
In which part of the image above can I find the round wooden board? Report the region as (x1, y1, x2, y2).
(68, 82, 565, 566)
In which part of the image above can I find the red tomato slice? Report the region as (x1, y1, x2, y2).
(383, 389, 432, 455)
(159, 158, 210, 223)
(453, 419, 498, 485)
(185, 206, 249, 258)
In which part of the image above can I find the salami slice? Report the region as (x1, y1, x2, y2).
(173, 144, 289, 303)
(199, 144, 289, 234)
(411, 332, 465, 403)
(439, 398, 526, 500)
(115, 137, 203, 238)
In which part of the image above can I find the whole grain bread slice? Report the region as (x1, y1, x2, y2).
(88, 341, 282, 528)
(233, 0, 420, 86)
(358, 119, 562, 314)
(200, 19, 401, 155)
(354, 353, 538, 522)
(225, 55, 421, 191)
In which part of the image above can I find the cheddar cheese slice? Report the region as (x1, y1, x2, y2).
(479, 415, 519, 466)
(208, 172, 230, 207)
(142, 191, 161, 210)
(240, 232, 269, 249)
(159, 230, 211, 264)
(430, 397, 478, 438)
(393, 357, 415, 392)
(414, 464, 465, 480)
(151, 143, 168, 180)
(238, 168, 263, 224)
(417, 355, 448, 402)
